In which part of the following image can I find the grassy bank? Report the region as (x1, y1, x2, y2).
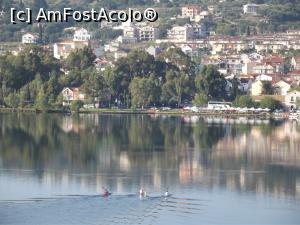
(81, 109, 272, 118)
(0, 108, 69, 113)
(0, 107, 274, 118)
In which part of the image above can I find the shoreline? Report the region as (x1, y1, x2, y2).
(0, 107, 279, 119)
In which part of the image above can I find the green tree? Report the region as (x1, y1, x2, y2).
(104, 49, 167, 106)
(262, 81, 274, 95)
(70, 100, 84, 112)
(161, 70, 193, 106)
(4, 91, 19, 108)
(228, 77, 242, 100)
(233, 95, 255, 108)
(193, 92, 208, 107)
(130, 75, 160, 109)
(103, 66, 127, 106)
(19, 87, 30, 108)
(46, 71, 60, 98)
(35, 88, 48, 110)
(28, 73, 43, 103)
(82, 69, 110, 107)
(296, 98, 300, 109)
(259, 97, 282, 111)
(64, 47, 96, 71)
(32, 0, 48, 12)
(195, 65, 227, 100)
(159, 48, 195, 76)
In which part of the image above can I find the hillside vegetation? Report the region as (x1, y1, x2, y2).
(0, 0, 300, 42)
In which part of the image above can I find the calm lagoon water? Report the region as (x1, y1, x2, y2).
(0, 113, 299, 225)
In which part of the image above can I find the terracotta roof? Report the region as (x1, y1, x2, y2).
(261, 56, 284, 65)
(288, 70, 300, 75)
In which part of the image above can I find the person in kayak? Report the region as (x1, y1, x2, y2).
(139, 188, 146, 197)
(165, 188, 169, 197)
(102, 187, 111, 197)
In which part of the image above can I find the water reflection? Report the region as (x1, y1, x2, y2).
(0, 113, 300, 201)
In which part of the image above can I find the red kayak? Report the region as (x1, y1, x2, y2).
(102, 192, 111, 197)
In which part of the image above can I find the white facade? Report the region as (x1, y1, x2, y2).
(291, 56, 300, 70)
(146, 46, 161, 57)
(123, 24, 138, 39)
(138, 26, 159, 41)
(22, 33, 39, 44)
(167, 24, 194, 42)
(285, 91, 300, 110)
(62, 87, 86, 106)
(243, 4, 258, 14)
(180, 44, 193, 55)
(273, 80, 291, 96)
(73, 28, 91, 41)
(53, 40, 89, 59)
(255, 74, 273, 82)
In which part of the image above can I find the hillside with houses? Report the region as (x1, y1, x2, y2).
(1, 0, 300, 114)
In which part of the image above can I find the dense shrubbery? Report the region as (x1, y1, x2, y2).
(233, 95, 283, 111)
(70, 100, 84, 112)
(0, 46, 232, 109)
(233, 95, 255, 108)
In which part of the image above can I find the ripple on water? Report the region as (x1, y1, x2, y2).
(0, 194, 207, 225)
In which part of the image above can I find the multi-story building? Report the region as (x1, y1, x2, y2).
(243, 4, 259, 14)
(208, 36, 247, 54)
(138, 26, 159, 41)
(73, 28, 91, 41)
(53, 40, 89, 59)
(182, 5, 201, 19)
(252, 56, 285, 74)
(167, 24, 194, 42)
(123, 24, 138, 39)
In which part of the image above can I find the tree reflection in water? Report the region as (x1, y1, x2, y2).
(0, 113, 299, 199)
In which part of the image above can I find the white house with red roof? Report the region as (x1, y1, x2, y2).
(62, 87, 86, 106)
(252, 56, 285, 74)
